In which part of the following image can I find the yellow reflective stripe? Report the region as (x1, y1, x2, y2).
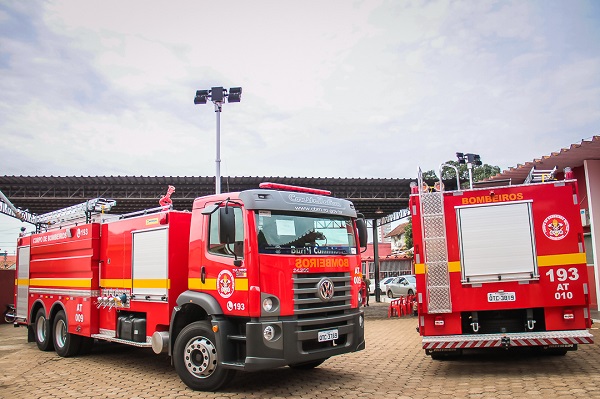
(30, 278, 91, 288)
(414, 262, 461, 274)
(415, 263, 425, 275)
(416, 254, 585, 274)
(188, 278, 216, 290)
(16, 278, 29, 286)
(101, 279, 132, 289)
(132, 279, 170, 289)
(188, 278, 249, 291)
(100, 279, 171, 289)
(537, 253, 586, 267)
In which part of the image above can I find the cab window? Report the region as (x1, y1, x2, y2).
(208, 207, 244, 258)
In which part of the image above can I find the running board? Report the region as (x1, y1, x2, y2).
(91, 333, 152, 348)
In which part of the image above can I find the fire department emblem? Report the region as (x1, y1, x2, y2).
(542, 214, 569, 241)
(317, 278, 334, 302)
(217, 270, 235, 298)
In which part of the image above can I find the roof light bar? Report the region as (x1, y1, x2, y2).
(259, 182, 331, 196)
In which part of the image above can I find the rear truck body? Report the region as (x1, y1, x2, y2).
(14, 183, 367, 390)
(410, 172, 593, 358)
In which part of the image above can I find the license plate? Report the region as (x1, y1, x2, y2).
(487, 292, 516, 302)
(318, 329, 339, 342)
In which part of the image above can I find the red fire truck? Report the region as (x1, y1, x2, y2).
(410, 168, 593, 358)
(13, 183, 367, 390)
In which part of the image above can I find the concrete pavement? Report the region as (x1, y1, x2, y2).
(1, 302, 600, 399)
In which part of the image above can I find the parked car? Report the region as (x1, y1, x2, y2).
(386, 275, 417, 298)
(379, 277, 396, 293)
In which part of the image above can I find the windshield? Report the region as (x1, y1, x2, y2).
(255, 211, 357, 255)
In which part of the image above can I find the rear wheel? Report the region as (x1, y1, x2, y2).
(173, 321, 235, 391)
(34, 308, 54, 351)
(53, 310, 82, 357)
(407, 289, 414, 296)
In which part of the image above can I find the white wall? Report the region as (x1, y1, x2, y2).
(585, 160, 600, 309)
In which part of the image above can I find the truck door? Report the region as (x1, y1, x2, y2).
(204, 206, 249, 316)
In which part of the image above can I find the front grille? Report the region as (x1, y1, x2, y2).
(293, 272, 355, 353)
(293, 272, 351, 317)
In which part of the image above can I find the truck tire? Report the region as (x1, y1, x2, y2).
(34, 308, 54, 351)
(53, 310, 82, 357)
(289, 358, 327, 370)
(173, 321, 236, 391)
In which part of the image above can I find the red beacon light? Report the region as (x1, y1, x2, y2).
(259, 182, 332, 196)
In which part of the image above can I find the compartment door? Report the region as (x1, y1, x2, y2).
(16, 246, 30, 319)
(132, 228, 169, 300)
(457, 201, 538, 283)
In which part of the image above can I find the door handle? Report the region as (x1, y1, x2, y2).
(201, 266, 206, 284)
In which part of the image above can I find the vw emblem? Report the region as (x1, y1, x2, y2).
(317, 278, 335, 302)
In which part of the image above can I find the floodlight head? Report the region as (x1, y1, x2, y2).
(211, 87, 225, 103)
(473, 154, 482, 166)
(228, 87, 242, 103)
(456, 152, 465, 164)
(194, 90, 209, 105)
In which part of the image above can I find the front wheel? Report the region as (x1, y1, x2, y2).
(34, 308, 54, 351)
(53, 310, 82, 357)
(173, 321, 235, 391)
(387, 290, 394, 298)
(407, 289, 414, 296)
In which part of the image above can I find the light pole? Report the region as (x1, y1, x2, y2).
(456, 152, 481, 189)
(194, 86, 242, 194)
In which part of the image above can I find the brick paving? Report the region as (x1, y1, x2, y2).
(1, 301, 600, 399)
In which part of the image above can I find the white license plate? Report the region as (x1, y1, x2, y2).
(318, 329, 339, 342)
(487, 292, 516, 302)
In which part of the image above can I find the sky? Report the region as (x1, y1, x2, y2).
(1, 0, 600, 254)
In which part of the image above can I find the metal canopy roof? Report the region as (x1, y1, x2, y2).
(488, 135, 600, 184)
(0, 175, 415, 221)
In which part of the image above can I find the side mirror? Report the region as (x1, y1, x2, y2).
(219, 207, 236, 244)
(356, 217, 368, 248)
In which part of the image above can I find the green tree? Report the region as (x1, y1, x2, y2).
(404, 218, 413, 250)
(423, 160, 501, 188)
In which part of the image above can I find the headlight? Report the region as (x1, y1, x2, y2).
(263, 325, 276, 341)
(359, 314, 364, 327)
(262, 297, 273, 312)
(358, 291, 362, 304)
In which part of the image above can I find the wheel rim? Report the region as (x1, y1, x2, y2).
(183, 336, 218, 379)
(36, 315, 47, 343)
(55, 318, 67, 349)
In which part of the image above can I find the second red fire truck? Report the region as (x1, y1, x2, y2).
(13, 183, 367, 390)
(410, 167, 593, 358)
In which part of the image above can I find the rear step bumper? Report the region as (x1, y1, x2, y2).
(423, 329, 594, 350)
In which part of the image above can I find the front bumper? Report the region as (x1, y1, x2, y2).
(216, 309, 365, 371)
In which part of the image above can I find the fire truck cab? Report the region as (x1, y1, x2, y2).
(14, 183, 367, 391)
(410, 168, 593, 358)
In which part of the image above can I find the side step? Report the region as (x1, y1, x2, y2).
(91, 333, 152, 348)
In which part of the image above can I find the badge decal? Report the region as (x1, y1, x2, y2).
(217, 270, 235, 298)
(317, 277, 335, 302)
(542, 214, 569, 241)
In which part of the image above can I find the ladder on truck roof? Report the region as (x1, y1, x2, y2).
(34, 198, 117, 228)
(417, 168, 452, 314)
(524, 166, 557, 184)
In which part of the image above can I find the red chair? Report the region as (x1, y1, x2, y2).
(388, 299, 401, 317)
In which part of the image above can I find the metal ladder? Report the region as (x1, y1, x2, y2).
(34, 198, 117, 227)
(418, 169, 452, 313)
(524, 166, 557, 184)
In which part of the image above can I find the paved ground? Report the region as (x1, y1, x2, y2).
(1, 301, 600, 399)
